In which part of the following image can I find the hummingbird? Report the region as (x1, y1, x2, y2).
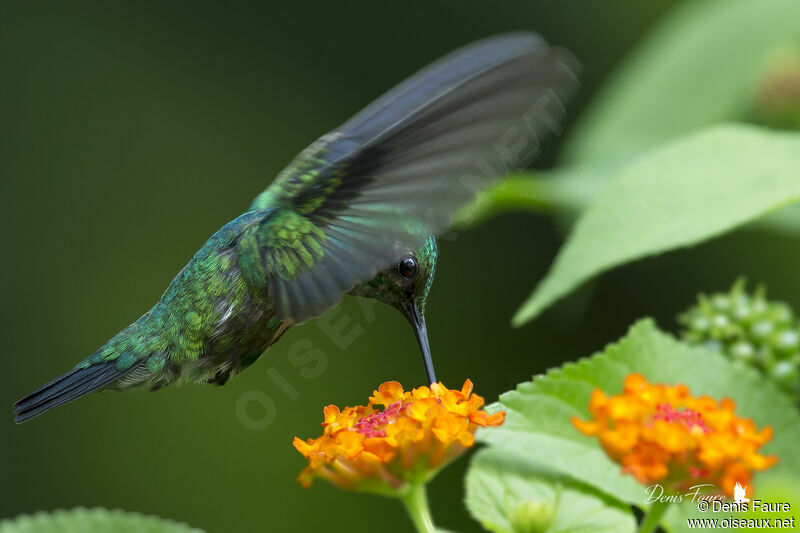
(13, 33, 577, 423)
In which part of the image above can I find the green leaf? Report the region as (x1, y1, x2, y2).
(0, 508, 204, 533)
(457, 0, 800, 238)
(453, 169, 606, 227)
(561, 0, 800, 165)
(747, 475, 800, 525)
(476, 319, 800, 530)
(759, 205, 800, 236)
(459, 168, 800, 236)
(465, 449, 636, 533)
(513, 125, 800, 325)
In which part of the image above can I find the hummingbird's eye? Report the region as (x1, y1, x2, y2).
(397, 256, 419, 280)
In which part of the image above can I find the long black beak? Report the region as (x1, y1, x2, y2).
(404, 301, 436, 385)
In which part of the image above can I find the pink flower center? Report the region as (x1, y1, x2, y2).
(653, 403, 710, 433)
(354, 401, 406, 438)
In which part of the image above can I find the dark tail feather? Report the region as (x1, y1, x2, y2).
(13, 361, 138, 423)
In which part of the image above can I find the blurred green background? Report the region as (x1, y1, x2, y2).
(3, 1, 800, 532)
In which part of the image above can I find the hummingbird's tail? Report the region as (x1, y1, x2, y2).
(13, 361, 140, 423)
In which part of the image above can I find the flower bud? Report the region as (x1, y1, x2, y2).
(752, 45, 800, 131)
(679, 280, 800, 397)
(508, 498, 556, 533)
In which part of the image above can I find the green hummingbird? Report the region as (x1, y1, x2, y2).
(13, 33, 577, 423)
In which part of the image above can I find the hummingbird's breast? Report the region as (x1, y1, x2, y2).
(200, 271, 292, 384)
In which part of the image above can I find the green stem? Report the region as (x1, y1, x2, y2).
(399, 483, 435, 533)
(639, 501, 670, 533)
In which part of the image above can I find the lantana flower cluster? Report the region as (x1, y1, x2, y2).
(572, 373, 777, 496)
(293, 380, 504, 493)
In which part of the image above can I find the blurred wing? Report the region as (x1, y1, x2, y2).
(246, 33, 579, 322)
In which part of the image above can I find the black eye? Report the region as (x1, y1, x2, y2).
(398, 256, 418, 280)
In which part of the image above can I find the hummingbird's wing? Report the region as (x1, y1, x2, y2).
(244, 33, 579, 323)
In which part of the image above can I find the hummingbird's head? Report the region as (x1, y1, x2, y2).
(350, 235, 438, 384)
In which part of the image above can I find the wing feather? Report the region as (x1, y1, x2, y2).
(245, 33, 579, 322)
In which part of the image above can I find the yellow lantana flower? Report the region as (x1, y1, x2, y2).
(572, 373, 777, 496)
(293, 379, 504, 493)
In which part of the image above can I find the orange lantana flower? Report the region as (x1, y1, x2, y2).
(293, 380, 504, 493)
(572, 373, 777, 496)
